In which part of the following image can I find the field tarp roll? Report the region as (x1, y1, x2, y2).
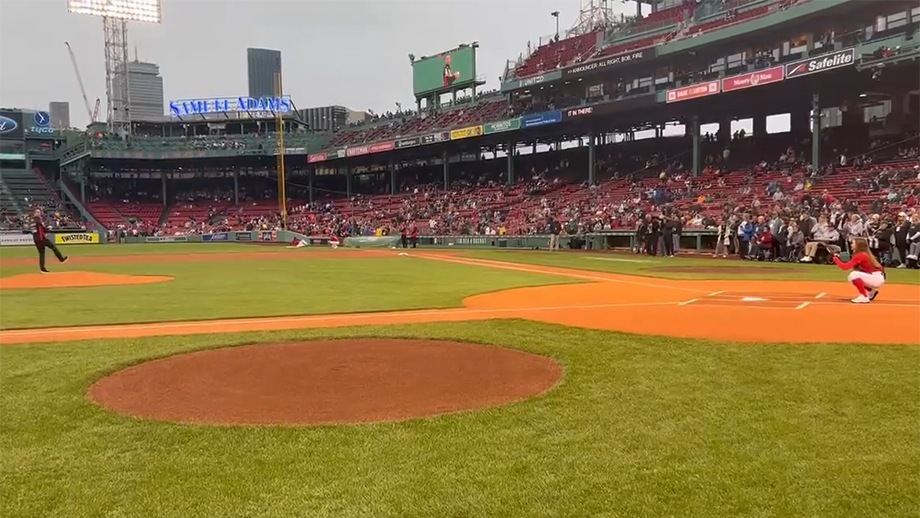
(344, 236, 401, 248)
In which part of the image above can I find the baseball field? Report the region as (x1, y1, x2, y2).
(1, 243, 918, 517)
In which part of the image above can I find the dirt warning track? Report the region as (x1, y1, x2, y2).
(1, 253, 918, 346)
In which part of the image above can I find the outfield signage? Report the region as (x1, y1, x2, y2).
(0, 231, 32, 246)
(202, 232, 229, 242)
(784, 48, 855, 79)
(721, 66, 784, 92)
(521, 110, 562, 128)
(168, 95, 293, 117)
(483, 118, 521, 135)
(564, 49, 651, 78)
(53, 232, 99, 245)
(146, 236, 188, 243)
(450, 125, 484, 140)
(666, 80, 720, 103)
(307, 152, 326, 163)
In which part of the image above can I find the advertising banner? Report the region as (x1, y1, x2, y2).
(721, 66, 784, 93)
(0, 110, 24, 140)
(307, 152, 327, 163)
(395, 136, 421, 149)
(784, 47, 855, 79)
(346, 145, 369, 157)
(564, 106, 595, 119)
(236, 232, 253, 242)
(483, 118, 521, 135)
(412, 46, 476, 96)
(501, 69, 563, 92)
(327, 149, 347, 159)
(0, 231, 33, 246)
(450, 125, 484, 140)
(369, 141, 395, 153)
(421, 132, 450, 144)
(564, 49, 651, 78)
(145, 235, 188, 243)
(168, 96, 292, 117)
(202, 232, 229, 242)
(521, 110, 562, 129)
(666, 80, 720, 104)
(260, 231, 276, 241)
(53, 232, 99, 245)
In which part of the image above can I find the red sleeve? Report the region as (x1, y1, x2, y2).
(833, 254, 859, 270)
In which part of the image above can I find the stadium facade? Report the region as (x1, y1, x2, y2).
(1, 0, 917, 233)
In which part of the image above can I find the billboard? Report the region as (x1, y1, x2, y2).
(721, 66, 784, 93)
(0, 110, 24, 140)
(168, 96, 292, 117)
(412, 46, 475, 96)
(521, 111, 562, 129)
(666, 81, 720, 104)
(784, 48, 855, 79)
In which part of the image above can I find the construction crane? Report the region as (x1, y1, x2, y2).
(65, 41, 97, 124)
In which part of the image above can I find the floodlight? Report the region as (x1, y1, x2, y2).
(68, 0, 162, 24)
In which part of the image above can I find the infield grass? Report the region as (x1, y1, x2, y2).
(1, 321, 918, 518)
(0, 254, 568, 329)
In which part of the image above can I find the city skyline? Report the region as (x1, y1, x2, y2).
(0, 0, 591, 127)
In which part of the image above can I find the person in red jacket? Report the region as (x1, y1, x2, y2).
(410, 226, 419, 248)
(25, 208, 68, 273)
(833, 237, 886, 304)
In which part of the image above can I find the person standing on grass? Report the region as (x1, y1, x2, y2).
(24, 208, 67, 273)
(547, 217, 561, 252)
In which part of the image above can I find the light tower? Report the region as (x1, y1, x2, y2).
(68, 0, 162, 135)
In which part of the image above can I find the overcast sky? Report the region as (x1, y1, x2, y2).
(0, 0, 640, 127)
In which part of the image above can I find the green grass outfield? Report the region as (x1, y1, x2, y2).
(1, 244, 918, 517)
(0, 246, 567, 329)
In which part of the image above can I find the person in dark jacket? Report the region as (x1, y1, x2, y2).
(893, 212, 910, 268)
(24, 208, 68, 273)
(648, 217, 661, 256)
(661, 217, 675, 257)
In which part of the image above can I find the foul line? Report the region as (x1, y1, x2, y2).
(795, 302, 811, 310)
(815, 292, 827, 299)
(414, 253, 709, 294)
(679, 299, 698, 306)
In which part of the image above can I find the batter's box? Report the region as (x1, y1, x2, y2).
(706, 291, 825, 303)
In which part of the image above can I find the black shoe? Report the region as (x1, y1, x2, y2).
(61, 256, 69, 264)
(40, 268, 50, 274)
(868, 289, 879, 301)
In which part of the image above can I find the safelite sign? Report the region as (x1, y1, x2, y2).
(784, 48, 855, 79)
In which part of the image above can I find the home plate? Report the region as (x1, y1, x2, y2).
(740, 297, 768, 302)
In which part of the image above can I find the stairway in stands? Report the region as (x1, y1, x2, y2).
(0, 168, 57, 214)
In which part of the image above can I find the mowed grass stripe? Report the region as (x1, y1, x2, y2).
(0, 256, 570, 330)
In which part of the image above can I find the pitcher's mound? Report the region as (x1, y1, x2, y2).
(89, 339, 562, 426)
(0, 271, 173, 289)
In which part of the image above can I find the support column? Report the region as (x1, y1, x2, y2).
(389, 159, 397, 194)
(752, 114, 766, 137)
(80, 174, 86, 204)
(442, 150, 449, 189)
(691, 116, 701, 177)
(233, 170, 239, 205)
(346, 166, 352, 197)
(506, 140, 515, 185)
(161, 171, 167, 206)
(308, 166, 315, 204)
(811, 93, 821, 172)
(587, 131, 596, 185)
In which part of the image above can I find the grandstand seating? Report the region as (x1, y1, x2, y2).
(85, 200, 163, 230)
(0, 168, 58, 212)
(512, 30, 601, 79)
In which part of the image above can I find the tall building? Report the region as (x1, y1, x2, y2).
(126, 61, 165, 121)
(48, 102, 71, 129)
(296, 106, 372, 132)
(247, 48, 283, 99)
